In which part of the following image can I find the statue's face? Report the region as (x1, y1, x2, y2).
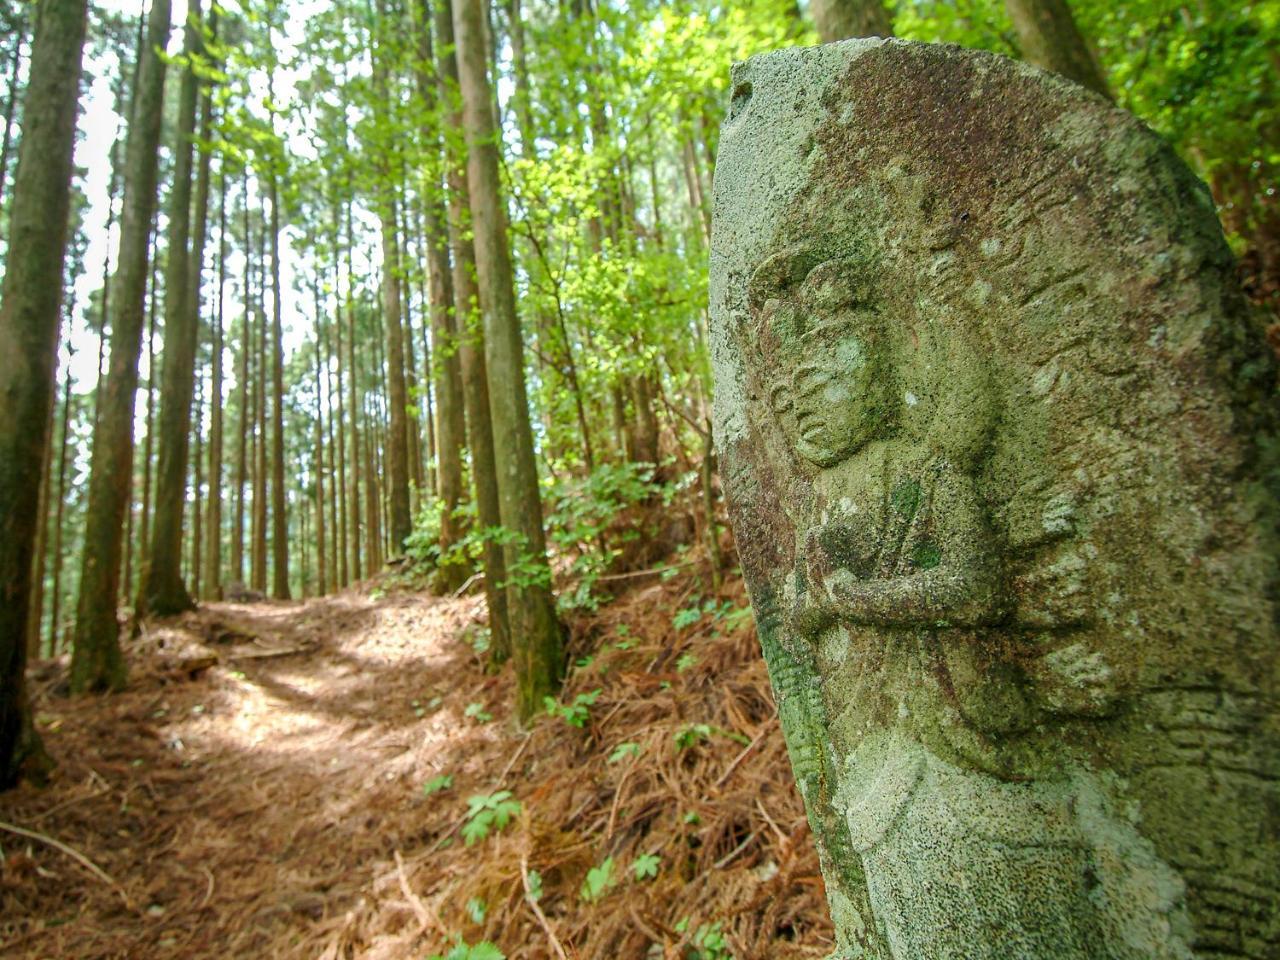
(757, 261, 886, 468)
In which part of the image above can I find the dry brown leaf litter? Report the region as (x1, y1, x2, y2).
(0, 567, 833, 959)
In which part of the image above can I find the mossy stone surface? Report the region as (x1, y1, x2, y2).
(710, 38, 1279, 960)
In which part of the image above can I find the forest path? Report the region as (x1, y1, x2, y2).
(0, 588, 507, 959)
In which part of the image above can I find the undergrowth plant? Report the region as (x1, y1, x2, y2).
(462, 791, 521, 845)
(427, 938, 505, 960)
(544, 688, 602, 728)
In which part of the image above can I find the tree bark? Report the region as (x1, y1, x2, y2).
(436, 0, 510, 661)
(141, 0, 206, 616)
(267, 165, 290, 597)
(72, 0, 171, 696)
(1004, 0, 1111, 100)
(810, 0, 892, 42)
(346, 200, 363, 581)
(48, 354, 74, 653)
(414, 0, 469, 591)
(204, 166, 226, 599)
(453, 0, 563, 719)
(372, 2, 413, 554)
(0, 0, 86, 786)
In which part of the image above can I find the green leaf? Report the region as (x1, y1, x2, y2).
(422, 774, 454, 796)
(608, 742, 642, 764)
(580, 856, 616, 903)
(632, 853, 660, 881)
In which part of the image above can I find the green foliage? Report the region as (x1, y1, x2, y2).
(546, 463, 666, 612)
(461, 792, 522, 846)
(580, 856, 616, 903)
(544, 688, 602, 728)
(422, 774, 453, 797)
(465, 897, 487, 924)
(428, 939, 505, 960)
(632, 852, 661, 881)
(464, 702, 493, 724)
(608, 742, 642, 764)
(675, 724, 713, 751)
(526, 869, 544, 902)
(674, 919, 732, 960)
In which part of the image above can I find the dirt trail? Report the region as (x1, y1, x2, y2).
(1, 590, 506, 958)
(1, 579, 832, 960)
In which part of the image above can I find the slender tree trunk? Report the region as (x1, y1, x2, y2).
(312, 279, 328, 596)
(204, 166, 226, 599)
(328, 222, 348, 588)
(810, 0, 892, 42)
(190, 366, 203, 597)
(232, 179, 250, 586)
(141, 0, 206, 616)
(346, 202, 363, 581)
(0, 0, 85, 784)
(267, 166, 290, 597)
(453, 0, 563, 719)
(133, 231, 159, 601)
(436, 0, 510, 661)
(48, 359, 74, 653)
(252, 211, 268, 592)
(27, 397, 54, 660)
(72, 0, 171, 696)
(414, 0, 469, 590)
(1005, 0, 1111, 99)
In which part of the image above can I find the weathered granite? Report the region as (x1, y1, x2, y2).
(710, 39, 1279, 960)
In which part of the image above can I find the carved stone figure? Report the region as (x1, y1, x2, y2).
(710, 39, 1279, 960)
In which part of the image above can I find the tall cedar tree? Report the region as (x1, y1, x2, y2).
(452, 0, 563, 717)
(435, 0, 511, 662)
(142, 0, 208, 615)
(0, 0, 90, 788)
(412, 0, 469, 592)
(372, 0, 413, 553)
(72, 0, 172, 692)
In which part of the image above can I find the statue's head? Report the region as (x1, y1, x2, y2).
(746, 247, 895, 468)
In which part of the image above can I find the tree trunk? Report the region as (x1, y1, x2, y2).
(190, 366, 203, 597)
(1004, 0, 1110, 99)
(48, 358, 74, 653)
(232, 179, 250, 586)
(0, 0, 86, 787)
(435, 0, 510, 662)
(267, 165, 290, 598)
(141, 0, 205, 616)
(371, 5, 412, 554)
(252, 212, 268, 593)
(132, 231, 159, 602)
(453, 0, 563, 719)
(810, 0, 892, 42)
(204, 166, 226, 600)
(27, 395, 55, 660)
(312, 279, 327, 597)
(414, 0, 469, 590)
(72, 0, 171, 696)
(346, 201, 363, 581)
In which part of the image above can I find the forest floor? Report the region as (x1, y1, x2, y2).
(0, 565, 833, 959)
